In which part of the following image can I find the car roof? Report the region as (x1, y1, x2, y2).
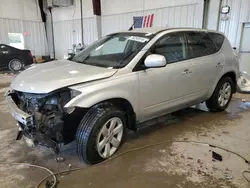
(112, 27, 224, 35)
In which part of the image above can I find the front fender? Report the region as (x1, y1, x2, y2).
(64, 73, 139, 114)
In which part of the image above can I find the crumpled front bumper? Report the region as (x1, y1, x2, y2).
(6, 95, 33, 126)
(6, 94, 59, 153)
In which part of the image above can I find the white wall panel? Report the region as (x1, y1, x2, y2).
(0, 0, 41, 21)
(23, 21, 48, 56)
(52, 0, 93, 22)
(53, 17, 97, 59)
(0, 0, 48, 56)
(101, 0, 202, 15)
(218, 0, 250, 49)
(206, 0, 221, 30)
(51, 0, 204, 59)
(180, 6, 188, 26)
(102, 3, 202, 36)
(102, 11, 142, 36)
(50, 0, 96, 59)
(0, 18, 48, 56)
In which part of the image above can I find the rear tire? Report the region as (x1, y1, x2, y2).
(206, 77, 233, 112)
(76, 105, 126, 164)
(8, 59, 23, 72)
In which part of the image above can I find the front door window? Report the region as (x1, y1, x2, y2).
(152, 32, 188, 64)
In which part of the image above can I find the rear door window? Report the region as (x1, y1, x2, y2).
(185, 32, 217, 59)
(208, 33, 225, 52)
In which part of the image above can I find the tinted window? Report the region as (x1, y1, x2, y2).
(152, 32, 188, 63)
(186, 32, 217, 59)
(209, 33, 225, 52)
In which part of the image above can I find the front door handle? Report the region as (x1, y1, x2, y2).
(216, 62, 223, 67)
(182, 69, 192, 75)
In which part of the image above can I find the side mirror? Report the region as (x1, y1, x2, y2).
(144, 54, 166, 68)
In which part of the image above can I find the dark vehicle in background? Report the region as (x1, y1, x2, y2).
(0, 44, 33, 72)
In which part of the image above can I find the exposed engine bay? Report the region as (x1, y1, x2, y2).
(9, 89, 83, 153)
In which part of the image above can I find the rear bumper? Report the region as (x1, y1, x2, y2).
(23, 57, 34, 66)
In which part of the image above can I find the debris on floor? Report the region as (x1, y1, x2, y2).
(212, 151, 223, 162)
(242, 99, 246, 102)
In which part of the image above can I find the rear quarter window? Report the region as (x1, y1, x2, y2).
(208, 33, 225, 52)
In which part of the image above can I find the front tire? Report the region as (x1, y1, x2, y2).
(8, 59, 23, 72)
(76, 105, 126, 164)
(206, 77, 233, 112)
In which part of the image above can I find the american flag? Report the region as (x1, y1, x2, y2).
(133, 14, 154, 28)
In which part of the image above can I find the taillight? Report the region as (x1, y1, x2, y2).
(29, 51, 32, 57)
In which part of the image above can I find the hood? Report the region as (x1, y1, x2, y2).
(11, 60, 117, 93)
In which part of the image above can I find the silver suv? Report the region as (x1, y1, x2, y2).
(6, 28, 239, 164)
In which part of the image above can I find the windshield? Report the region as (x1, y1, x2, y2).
(71, 33, 154, 68)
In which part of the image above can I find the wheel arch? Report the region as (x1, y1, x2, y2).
(220, 71, 237, 93)
(209, 71, 237, 98)
(71, 97, 137, 131)
(94, 98, 137, 131)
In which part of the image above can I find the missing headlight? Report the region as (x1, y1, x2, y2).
(46, 97, 57, 105)
(70, 89, 81, 98)
(65, 107, 75, 114)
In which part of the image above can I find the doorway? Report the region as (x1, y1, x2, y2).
(239, 23, 250, 73)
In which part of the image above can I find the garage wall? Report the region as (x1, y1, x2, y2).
(53, 17, 98, 59)
(50, 0, 98, 59)
(0, 0, 41, 21)
(0, 0, 48, 56)
(52, 0, 205, 59)
(205, 0, 221, 30)
(101, 0, 204, 36)
(218, 0, 250, 50)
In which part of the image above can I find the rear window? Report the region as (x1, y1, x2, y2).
(208, 33, 225, 52)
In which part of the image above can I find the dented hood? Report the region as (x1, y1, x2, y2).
(11, 60, 117, 93)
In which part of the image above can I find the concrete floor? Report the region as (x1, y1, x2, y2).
(0, 73, 250, 188)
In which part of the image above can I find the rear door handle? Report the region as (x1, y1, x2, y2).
(216, 62, 223, 67)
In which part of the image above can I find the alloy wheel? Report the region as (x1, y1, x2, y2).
(218, 82, 232, 107)
(10, 59, 22, 71)
(96, 117, 123, 158)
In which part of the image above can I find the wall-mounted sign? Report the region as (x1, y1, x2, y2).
(24, 32, 30, 36)
(221, 6, 230, 14)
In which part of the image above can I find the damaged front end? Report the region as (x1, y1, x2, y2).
(237, 72, 250, 94)
(6, 89, 83, 153)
